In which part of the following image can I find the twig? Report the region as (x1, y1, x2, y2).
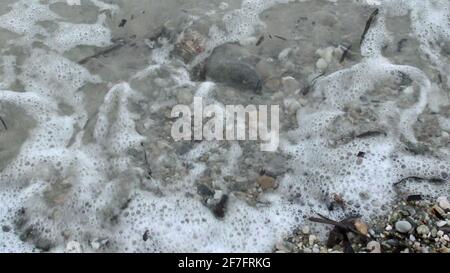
(360, 9, 379, 46)
(394, 176, 447, 186)
(273, 35, 287, 41)
(339, 44, 352, 63)
(301, 72, 325, 95)
(78, 38, 127, 64)
(256, 35, 265, 46)
(0, 116, 7, 131)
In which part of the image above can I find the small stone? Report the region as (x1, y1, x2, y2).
(354, 219, 369, 236)
(385, 224, 393, 231)
(301, 226, 310, 235)
(91, 241, 101, 250)
(420, 247, 429, 253)
(303, 247, 312, 253)
(256, 175, 276, 190)
(312, 245, 320, 253)
(437, 220, 447, 227)
(65, 241, 82, 253)
(437, 196, 450, 210)
(416, 224, 430, 235)
(366, 241, 381, 253)
(316, 58, 328, 70)
(395, 220, 412, 233)
(432, 205, 446, 218)
(90, 238, 109, 250)
(206, 43, 262, 92)
(438, 247, 450, 253)
(409, 234, 416, 242)
(385, 239, 399, 247)
(437, 230, 444, 237)
(213, 190, 224, 200)
(315, 47, 334, 63)
(431, 228, 438, 237)
(308, 235, 317, 246)
(282, 76, 301, 94)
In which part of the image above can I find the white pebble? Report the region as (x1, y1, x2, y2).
(65, 241, 82, 253)
(437, 220, 447, 228)
(316, 58, 328, 70)
(301, 226, 310, 235)
(437, 196, 450, 210)
(367, 241, 381, 253)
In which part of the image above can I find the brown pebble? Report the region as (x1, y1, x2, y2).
(257, 175, 277, 190)
(354, 219, 369, 236)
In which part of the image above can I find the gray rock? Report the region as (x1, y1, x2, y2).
(205, 43, 262, 92)
(395, 220, 412, 233)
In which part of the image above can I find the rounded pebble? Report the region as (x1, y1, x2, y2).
(395, 220, 412, 233)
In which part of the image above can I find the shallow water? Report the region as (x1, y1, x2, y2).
(0, 0, 449, 252)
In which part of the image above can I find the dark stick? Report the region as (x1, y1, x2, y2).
(339, 44, 352, 63)
(394, 176, 447, 186)
(78, 38, 127, 64)
(360, 9, 379, 46)
(273, 35, 287, 41)
(256, 35, 265, 46)
(301, 72, 325, 95)
(0, 116, 7, 131)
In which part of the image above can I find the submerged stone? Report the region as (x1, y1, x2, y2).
(205, 43, 262, 92)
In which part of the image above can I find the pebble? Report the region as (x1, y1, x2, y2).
(437, 196, 450, 210)
(312, 245, 320, 253)
(303, 247, 312, 253)
(301, 226, 310, 235)
(395, 220, 412, 233)
(355, 219, 369, 236)
(309, 235, 317, 246)
(315, 47, 334, 63)
(437, 220, 447, 228)
(282, 76, 301, 94)
(416, 225, 430, 236)
(316, 58, 328, 70)
(256, 175, 276, 190)
(385, 224, 393, 231)
(65, 241, 82, 253)
(431, 228, 438, 237)
(367, 241, 381, 253)
(206, 43, 262, 92)
(437, 230, 444, 237)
